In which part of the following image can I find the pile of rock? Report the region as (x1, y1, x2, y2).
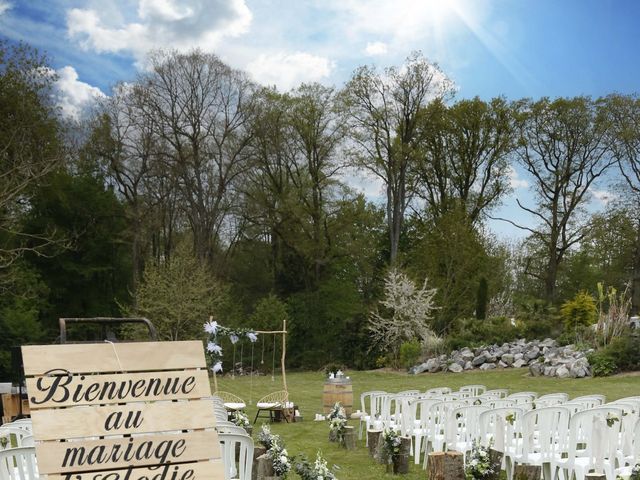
(409, 338, 593, 378)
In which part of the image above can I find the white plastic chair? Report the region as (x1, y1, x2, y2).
(505, 406, 571, 480)
(484, 389, 510, 398)
(424, 387, 451, 397)
(479, 406, 524, 451)
(0, 447, 38, 480)
(445, 405, 489, 457)
(3, 421, 31, 433)
(536, 393, 569, 408)
(614, 418, 640, 479)
(423, 401, 448, 468)
(459, 385, 487, 398)
(485, 399, 516, 409)
(218, 433, 254, 480)
(407, 398, 441, 465)
(552, 406, 623, 480)
(507, 392, 537, 410)
(572, 395, 605, 406)
(359, 390, 386, 439)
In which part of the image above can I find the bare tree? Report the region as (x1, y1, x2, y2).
(341, 52, 454, 263)
(494, 97, 616, 302)
(413, 97, 516, 223)
(137, 50, 256, 263)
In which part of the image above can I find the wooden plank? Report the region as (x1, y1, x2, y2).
(31, 399, 215, 440)
(22, 342, 206, 376)
(27, 370, 211, 409)
(36, 431, 221, 474)
(45, 459, 225, 480)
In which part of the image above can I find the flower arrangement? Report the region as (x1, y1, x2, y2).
(465, 440, 497, 480)
(329, 417, 347, 443)
(381, 428, 402, 461)
(293, 451, 339, 480)
(630, 464, 640, 480)
(230, 410, 250, 429)
(203, 319, 258, 373)
(267, 439, 291, 477)
(328, 402, 346, 421)
(606, 412, 620, 427)
(258, 424, 280, 450)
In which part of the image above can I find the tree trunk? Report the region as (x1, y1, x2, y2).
(544, 251, 558, 303)
(632, 219, 640, 314)
(427, 451, 465, 480)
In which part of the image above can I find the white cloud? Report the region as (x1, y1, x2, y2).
(507, 166, 529, 189)
(67, 0, 252, 61)
(246, 51, 334, 91)
(340, 167, 385, 202)
(54, 66, 105, 120)
(0, 0, 11, 15)
(591, 189, 615, 206)
(364, 41, 387, 56)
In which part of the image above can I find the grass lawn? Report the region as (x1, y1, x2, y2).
(214, 368, 640, 479)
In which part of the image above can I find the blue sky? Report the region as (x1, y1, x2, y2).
(1, 0, 637, 239)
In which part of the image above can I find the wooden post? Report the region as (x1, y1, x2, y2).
(343, 426, 356, 450)
(392, 436, 411, 474)
(427, 451, 465, 480)
(514, 465, 541, 480)
(256, 453, 274, 480)
(281, 319, 287, 393)
(368, 430, 382, 457)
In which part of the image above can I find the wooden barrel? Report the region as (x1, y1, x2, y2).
(322, 379, 353, 415)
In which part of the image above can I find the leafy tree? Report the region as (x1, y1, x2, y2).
(341, 52, 454, 263)
(560, 291, 597, 340)
(127, 240, 229, 340)
(413, 97, 515, 223)
(0, 41, 63, 271)
(23, 171, 132, 331)
(496, 97, 616, 302)
(249, 294, 288, 331)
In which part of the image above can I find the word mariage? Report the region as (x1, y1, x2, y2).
(30, 369, 197, 405)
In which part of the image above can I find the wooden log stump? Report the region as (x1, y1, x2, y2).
(343, 426, 356, 450)
(513, 464, 541, 480)
(488, 449, 504, 480)
(585, 475, 607, 480)
(252, 447, 268, 480)
(329, 429, 338, 442)
(427, 451, 465, 480)
(375, 433, 388, 464)
(368, 430, 382, 457)
(392, 437, 411, 474)
(256, 453, 274, 480)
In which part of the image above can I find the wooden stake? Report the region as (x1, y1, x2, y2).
(281, 319, 287, 393)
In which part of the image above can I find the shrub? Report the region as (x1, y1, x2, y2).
(588, 351, 617, 377)
(560, 291, 597, 334)
(445, 316, 521, 351)
(399, 340, 421, 369)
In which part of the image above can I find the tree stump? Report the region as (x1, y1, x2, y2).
(329, 429, 338, 442)
(585, 475, 607, 480)
(392, 437, 411, 474)
(488, 449, 504, 480)
(343, 426, 356, 450)
(427, 451, 465, 480)
(375, 434, 388, 464)
(256, 453, 274, 480)
(252, 447, 268, 480)
(514, 464, 541, 480)
(368, 430, 382, 457)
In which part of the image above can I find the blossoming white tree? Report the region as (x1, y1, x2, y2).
(368, 268, 438, 365)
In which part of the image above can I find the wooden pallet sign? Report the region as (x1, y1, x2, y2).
(22, 340, 224, 480)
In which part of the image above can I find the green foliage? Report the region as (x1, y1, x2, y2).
(250, 294, 288, 331)
(587, 334, 640, 376)
(475, 278, 488, 320)
(126, 240, 230, 341)
(22, 172, 132, 332)
(560, 291, 597, 333)
(588, 352, 618, 377)
(399, 340, 421, 369)
(445, 317, 520, 351)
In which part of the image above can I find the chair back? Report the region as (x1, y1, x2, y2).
(0, 447, 38, 480)
(567, 406, 622, 473)
(479, 407, 524, 452)
(360, 390, 386, 415)
(0, 428, 31, 451)
(536, 393, 568, 408)
(218, 433, 254, 480)
(459, 385, 487, 398)
(484, 399, 516, 409)
(572, 394, 605, 406)
(446, 405, 489, 451)
(484, 389, 509, 398)
(424, 387, 451, 397)
(521, 406, 571, 462)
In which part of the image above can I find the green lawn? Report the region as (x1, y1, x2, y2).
(214, 368, 640, 480)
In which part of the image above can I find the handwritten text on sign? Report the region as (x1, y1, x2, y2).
(22, 341, 223, 480)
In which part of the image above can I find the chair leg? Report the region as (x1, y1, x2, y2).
(253, 409, 262, 424)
